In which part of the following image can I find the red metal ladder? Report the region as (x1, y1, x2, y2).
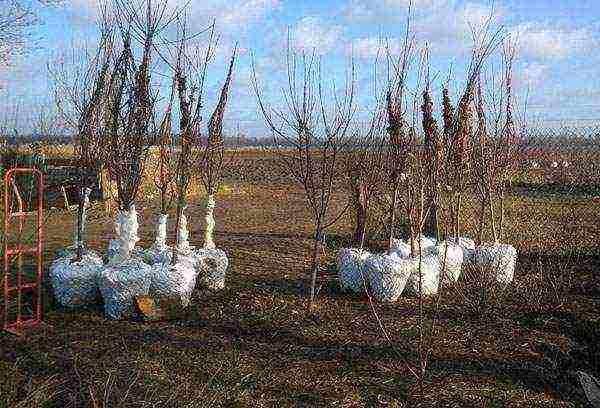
(3, 168, 46, 336)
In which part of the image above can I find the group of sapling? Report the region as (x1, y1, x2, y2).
(333, 17, 524, 399)
(49, 0, 237, 319)
(337, 21, 522, 303)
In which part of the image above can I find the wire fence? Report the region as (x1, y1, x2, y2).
(1, 125, 599, 257)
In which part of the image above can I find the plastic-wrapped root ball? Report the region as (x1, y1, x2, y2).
(409, 254, 441, 296)
(430, 242, 464, 282)
(337, 248, 371, 293)
(150, 260, 198, 307)
(365, 252, 416, 302)
(98, 258, 152, 320)
(50, 251, 104, 308)
(389, 239, 411, 259)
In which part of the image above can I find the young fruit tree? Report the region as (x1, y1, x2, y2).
(384, 20, 417, 251)
(472, 40, 521, 244)
(167, 21, 237, 266)
(50, 14, 114, 261)
(102, 0, 170, 264)
(253, 43, 356, 306)
(445, 26, 504, 241)
(150, 81, 178, 254)
(198, 44, 238, 250)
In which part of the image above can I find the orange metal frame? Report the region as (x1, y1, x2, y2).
(3, 168, 44, 336)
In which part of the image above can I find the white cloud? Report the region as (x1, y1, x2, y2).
(412, 2, 503, 51)
(348, 37, 404, 59)
(217, 0, 280, 29)
(518, 61, 549, 86)
(343, 0, 450, 22)
(291, 17, 343, 55)
(512, 23, 596, 60)
(64, 0, 279, 32)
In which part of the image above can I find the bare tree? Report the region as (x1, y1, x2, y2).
(198, 44, 237, 250)
(384, 13, 417, 250)
(345, 111, 387, 248)
(343, 50, 387, 249)
(102, 0, 180, 263)
(49, 7, 115, 261)
(168, 19, 214, 265)
(421, 47, 446, 241)
(446, 24, 504, 241)
(472, 38, 521, 244)
(252, 42, 356, 306)
(167, 19, 237, 264)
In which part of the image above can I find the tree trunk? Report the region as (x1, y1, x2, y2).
(309, 216, 323, 305)
(172, 198, 185, 265)
(75, 186, 85, 261)
(476, 194, 486, 246)
(455, 193, 462, 240)
(116, 204, 138, 264)
(177, 207, 191, 252)
(74, 187, 91, 262)
(388, 188, 399, 251)
(489, 190, 498, 243)
(352, 181, 367, 247)
(154, 213, 169, 251)
(499, 186, 506, 243)
(204, 194, 216, 249)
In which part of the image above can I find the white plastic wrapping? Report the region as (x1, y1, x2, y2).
(448, 236, 476, 264)
(408, 254, 441, 296)
(150, 260, 198, 307)
(474, 243, 517, 285)
(98, 258, 152, 320)
(430, 242, 464, 282)
(204, 195, 216, 249)
(365, 252, 415, 302)
(337, 248, 370, 293)
(408, 235, 436, 256)
(73, 187, 92, 249)
(389, 239, 411, 259)
(150, 246, 198, 268)
(177, 209, 194, 253)
(195, 248, 229, 290)
(116, 205, 140, 263)
(50, 251, 104, 307)
(153, 213, 169, 251)
(107, 211, 124, 262)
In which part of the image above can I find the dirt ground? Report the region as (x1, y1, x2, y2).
(1, 153, 599, 407)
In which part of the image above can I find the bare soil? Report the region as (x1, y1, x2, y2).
(1, 152, 599, 407)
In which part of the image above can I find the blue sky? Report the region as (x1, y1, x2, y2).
(1, 0, 599, 137)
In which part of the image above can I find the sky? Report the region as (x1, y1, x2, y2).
(1, 0, 599, 137)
